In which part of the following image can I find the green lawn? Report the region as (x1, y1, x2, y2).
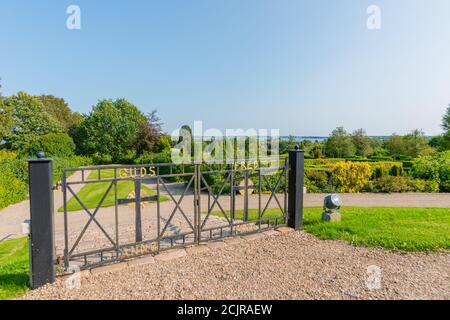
(0, 237, 29, 300)
(58, 169, 167, 212)
(211, 207, 450, 251)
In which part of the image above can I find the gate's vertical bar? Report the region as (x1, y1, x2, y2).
(288, 146, 304, 230)
(243, 170, 249, 222)
(197, 164, 202, 244)
(28, 154, 55, 289)
(284, 157, 288, 223)
(230, 169, 234, 235)
(114, 168, 119, 255)
(135, 169, 142, 242)
(156, 176, 161, 252)
(193, 164, 199, 244)
(258, 162, 262, 231)
(62, 170, 69, 270)
(230, 168, 234, 235)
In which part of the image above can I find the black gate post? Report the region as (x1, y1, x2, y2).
(28, 152, 55, 289)
(287, 146, 304, 230)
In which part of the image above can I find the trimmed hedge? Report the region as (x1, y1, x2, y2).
(0, 159, 28, 209)
(0, 155, 92, 210)
(366, 176, 440, 193)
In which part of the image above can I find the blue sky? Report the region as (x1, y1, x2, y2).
(1, 0, 450, 136)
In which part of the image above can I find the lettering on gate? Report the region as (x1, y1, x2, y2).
(118, 166, 156, 178)
(119, 242, 158, 259)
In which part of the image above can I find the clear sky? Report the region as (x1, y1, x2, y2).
(1, 0, 449, 136)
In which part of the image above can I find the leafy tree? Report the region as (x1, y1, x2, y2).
(324, 127, 355, 158)
(22, 133, 76, 157)
(384, 134, 406, 158)
(351, 129, 373, 157)
(385, 130, 435, 158)
(298, 140, 324, 158)
(75, 98, 146, 162)
(403, 129, 434, 157)
(443, 105, 450, 132)
(280, 135, 297, 154)
(133, 110, 163, 156)
(440, 105, 450, 150)
(156, 135, 172, 153)
(371, 147, 390, 158)
(0, 92, 63, 150)
(0, 99, 13, 142)
(441, 133, 450, 151)
(429, 136, 442, 148)
(369, 137, 383, 150)
(311, 145, 323, 158)
(38, 95, 84, 132)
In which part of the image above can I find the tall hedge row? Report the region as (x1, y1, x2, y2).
(0, 154, 92, 210)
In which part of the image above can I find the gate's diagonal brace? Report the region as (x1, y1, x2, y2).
(158, 176, 195, 237)
(261, 167, 286, 217)
(67, 182, 116, 256)
(200, 172, 232, 229)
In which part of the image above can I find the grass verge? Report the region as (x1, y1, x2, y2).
(211, 207, 450, 251)
(0, 237, 29, 300)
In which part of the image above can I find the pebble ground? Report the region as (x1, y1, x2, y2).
(23, 231, 450, 300)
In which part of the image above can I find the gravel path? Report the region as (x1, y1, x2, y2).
(23, 231, 450, 300)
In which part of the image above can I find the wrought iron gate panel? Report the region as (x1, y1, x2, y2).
(59, 158, 288, 270)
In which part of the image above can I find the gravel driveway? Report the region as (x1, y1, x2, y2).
(23, 231, 450, 300)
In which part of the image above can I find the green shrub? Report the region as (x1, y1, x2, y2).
(304, 176, 320, 193)
(0, 159, 28, 209)
(370, 176, 440, 193)
(332, 162, 372, 193)
(135, 151, 172, 165)
(305, 170, 334, 193)
(0, 155, 92, 210)
(409, 179, 440, 192)
(390, 164, 403, 176)
(52, 156, 93, 182)
(439, 180, 450, 192)
(22, 133, 76, 157)
(411, 156, 440, 181)
(411, 152, 449, 193)
(371, 176, 412, 193)
(0, 150, 18, 161)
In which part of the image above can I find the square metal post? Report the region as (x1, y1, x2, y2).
(28, 157, 55, 289)
(288, 147, 304, 230)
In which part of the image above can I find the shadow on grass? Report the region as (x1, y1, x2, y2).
(0, 273, 29, 300)
(0, 273, 29, 287)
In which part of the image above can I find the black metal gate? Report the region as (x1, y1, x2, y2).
(59, 158, 291, 270)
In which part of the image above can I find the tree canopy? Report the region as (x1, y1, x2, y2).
(385, 130, 433, 158)
(75, 98, 146, 162)
(133, 110, 163, 156)
(0, 92, 63, 150)
(38, 95, 84, 132)
(324, 127, 355, 158)
(351, 129, 373, 157)
(440, 105, 450, 150)
(442, 105, 450, 132)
